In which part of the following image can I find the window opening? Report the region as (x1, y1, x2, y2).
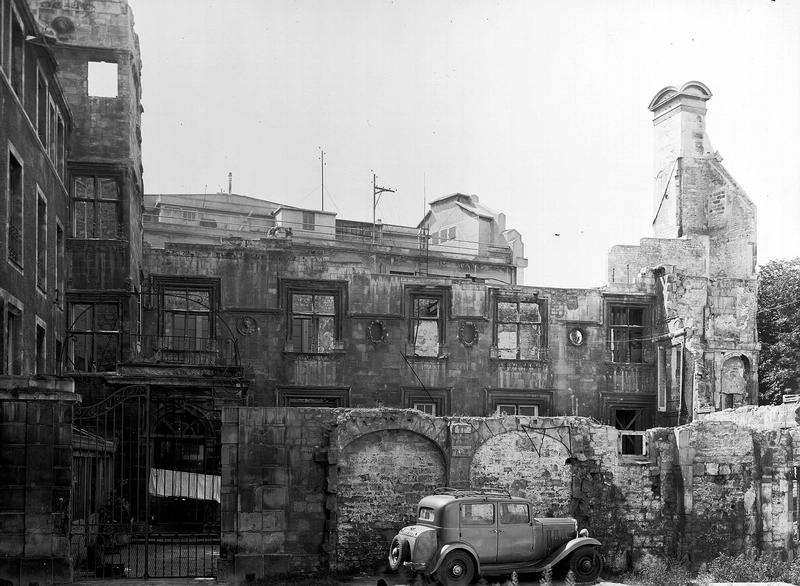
(68, 302, 120, 372)
(162, 287, 212, 339)
(290, 292, 335, 352)
(73, 176, 120, 238)
(8, 150, 23, 267)
(7, 306, 21, 375)
(88, 61, 118, 97)
(410, 294, 442, 357)
(614, 408, 645, 455)
(35, 323, 46, 374)
(10, 9, 23, 97)
(55, 224, 64, 306)
(610, 305, 646, 363)
(302, 211, 315, 231)
(413, 402, 436, 416)
(496, 300, 542, 360)
(37, 69, 48, 144)
(496, 404, 539, 417)
(37, 193, 47, 291)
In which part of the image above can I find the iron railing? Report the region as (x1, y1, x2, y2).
(126, 334, 238, 367)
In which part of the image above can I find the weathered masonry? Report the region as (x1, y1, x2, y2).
(140, 81, 758, 436)
(220, 404, 800, 581)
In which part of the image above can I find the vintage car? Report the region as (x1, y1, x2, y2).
(388, 489, 602, 585)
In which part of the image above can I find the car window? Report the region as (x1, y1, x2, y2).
(499, 503, 530, 525)
(460, 503, 494, 525)
(418, 507, 435, 522)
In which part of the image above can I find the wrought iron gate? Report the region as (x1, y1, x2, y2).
(71, 385, 220, 579)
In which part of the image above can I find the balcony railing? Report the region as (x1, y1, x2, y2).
(126, 334, 238, 367)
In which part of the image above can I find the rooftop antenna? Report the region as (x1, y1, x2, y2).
(320, 148, 325, 211)
(372, 172, 395, 244)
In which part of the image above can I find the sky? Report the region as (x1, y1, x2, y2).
(127, 0, 800, 288)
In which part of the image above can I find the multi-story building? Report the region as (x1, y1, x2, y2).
(0, 0, 71, 377)
(139, 82, 758, 436)
(0, 2, 75, 584)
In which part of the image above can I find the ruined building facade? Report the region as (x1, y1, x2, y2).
(0, 0, 760, 580)
(139, 83, 758, 433)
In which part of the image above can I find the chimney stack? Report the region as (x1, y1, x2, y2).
(648, 82, 713, 235)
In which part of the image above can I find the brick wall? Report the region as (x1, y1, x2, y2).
(222, 406, 800, 582)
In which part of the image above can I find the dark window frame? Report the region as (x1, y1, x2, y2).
(71, 174, 123, 239)
(405, 286, 450, 356)
(281, 279, 347, 354)
(607, 301, 651, 364)
(7, 147, 23, 269)
(67, 299, 122, 372)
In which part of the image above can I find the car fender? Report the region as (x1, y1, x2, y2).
(542, 536, 602, 568)
(428, 542, 481, 575)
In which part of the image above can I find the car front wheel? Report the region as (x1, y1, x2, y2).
(568, 545, 603, 583)
(435, 550, 476, 586)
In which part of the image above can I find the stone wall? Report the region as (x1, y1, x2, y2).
(221, 405, 800, 583)
(0, 383, 78, 586)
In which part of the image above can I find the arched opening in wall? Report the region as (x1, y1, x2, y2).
(336, 429, 446, 572)
(469, 429, 572, 517)
(149, 401, 220, 531)
(720, 355, 750, 410)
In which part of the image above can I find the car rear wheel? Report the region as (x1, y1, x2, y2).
(568, 546, 603, 583)
(435, 550, 475, 586)
(387, 536, 409, 572)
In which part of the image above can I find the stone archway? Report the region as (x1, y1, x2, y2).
(469, 430, 573, 517)
(335, 429, 446, 572)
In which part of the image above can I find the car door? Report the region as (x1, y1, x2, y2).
(497, 502, 534, 563)
(458, 501, 497, 563)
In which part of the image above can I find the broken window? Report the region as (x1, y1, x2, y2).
(37, 192, 47, 291)
(609, 305, 647, 363)
(290, 292, 336, 352)
(8, 150, 23, 267)
(496, 299, 543, 360)
(88, 61, 118, 97)
(73, 175, 120, 239)
(613, 407, 646, 455)
(68, 302, 120, 372)
(410, 293, 444, 357)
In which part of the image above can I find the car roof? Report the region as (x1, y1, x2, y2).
(418, 491, 530, 509)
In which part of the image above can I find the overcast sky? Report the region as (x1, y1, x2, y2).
(127, 0, 800, 287)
